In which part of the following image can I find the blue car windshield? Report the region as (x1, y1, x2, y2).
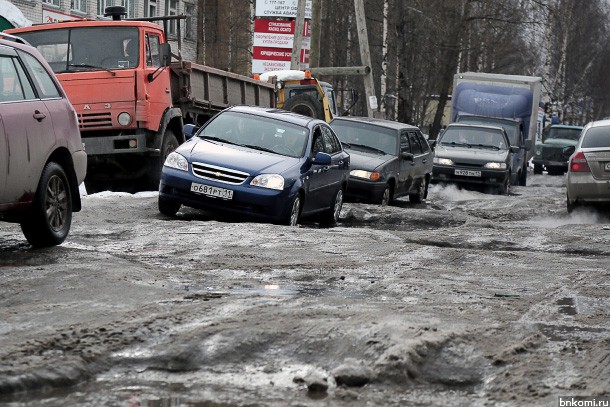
(331, 120, 397, 155)
(199, 111, 310, 158)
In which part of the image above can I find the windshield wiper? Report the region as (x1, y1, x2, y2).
(241, 144, 277, 154)
(347, 143, 387, 155)
(442, 141, 471, 148)
(472, 144, 501, 150)
(67, 63, 116, 76)
(201, 136, 236, 145)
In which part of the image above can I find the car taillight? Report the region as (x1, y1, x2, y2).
(570, 151, 591, 172)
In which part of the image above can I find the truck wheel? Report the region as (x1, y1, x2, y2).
(20, 162, 73, 247)
(533, 164, 543, 174)
(519, 167, 527, 186)
(283, 94, 325, 120)
(150, 130, 179, 190)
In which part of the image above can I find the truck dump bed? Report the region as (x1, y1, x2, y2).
(170, 61, 276, 119)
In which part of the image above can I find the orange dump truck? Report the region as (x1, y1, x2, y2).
(7, 7, 275, 192)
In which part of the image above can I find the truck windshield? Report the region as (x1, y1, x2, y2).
(457, 116, 519, 146)
(17, 27, 139, 73)
(546, 127, 582, 142)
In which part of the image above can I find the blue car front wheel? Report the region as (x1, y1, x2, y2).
(284, 195, 301, 226)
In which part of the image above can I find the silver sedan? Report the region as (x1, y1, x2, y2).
(566, 119, 610, 212)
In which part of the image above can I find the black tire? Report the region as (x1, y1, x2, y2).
(533, 164, 543, 175)
(321, 188, 344, 226)
(158, 196, 181, 216)
(20, 162, 73, 248)
(497, 177, 509, 195)
(379, 184, 393, 206)
(283, 93, 325, 120)
(149, 130, 179, 190)
(284, 194, 302, 226)
(566, 194, 578, 213)
(409, 178, 428, 203)
(519, 166, 527, 186)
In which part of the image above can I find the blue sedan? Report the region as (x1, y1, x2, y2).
(158, 106, 350, 226)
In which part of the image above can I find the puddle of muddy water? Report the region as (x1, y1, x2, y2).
(177, 284, 365, 300)
(557, 297, 578, 315)
(537, 323, 608, 342)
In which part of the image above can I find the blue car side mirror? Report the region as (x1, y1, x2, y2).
(183, 124, 198, 140)
(312, 152, 332, 166)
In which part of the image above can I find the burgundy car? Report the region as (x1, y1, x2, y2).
(0, 34, 86, 247)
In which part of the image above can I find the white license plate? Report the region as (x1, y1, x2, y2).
(190, 182, 233, 200)
(605, 162, 610, 171)
(455, 169, 482, 177)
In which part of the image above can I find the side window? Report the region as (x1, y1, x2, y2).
(400, 132, 411, 153)
(417, 132, 430, 153)
(19, 52, 61, 99)
(0, 56, 26, 102)
(311, 127, 325, 156)
(145, 34, 161, 67)
(321, 125, 342, 154)
(408, 132, 423, 155)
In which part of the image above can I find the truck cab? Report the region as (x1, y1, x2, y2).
(258, 70, 342, 123)
(7, 11, 185, 192)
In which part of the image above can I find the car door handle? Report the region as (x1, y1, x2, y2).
(33, 111, 46, 121)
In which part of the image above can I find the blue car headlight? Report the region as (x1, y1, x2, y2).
(164, 152, 189, 171)
(250, 174, 284, 190)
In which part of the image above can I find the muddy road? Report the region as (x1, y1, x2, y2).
(1, 173, 609, 406)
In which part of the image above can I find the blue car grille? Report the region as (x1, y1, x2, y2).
(191, 162, 250, 185)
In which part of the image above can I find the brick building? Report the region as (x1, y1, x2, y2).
(2, 0, 198, 61)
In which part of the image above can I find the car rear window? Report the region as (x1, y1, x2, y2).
(581, 126, 610, 148)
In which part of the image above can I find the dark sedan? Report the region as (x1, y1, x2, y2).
(330, 117, 433, 205)
(158, 106, 350, 226)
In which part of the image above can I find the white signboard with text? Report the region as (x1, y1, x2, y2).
(252, 19, 310, 74)
(255, 0, 312, 19)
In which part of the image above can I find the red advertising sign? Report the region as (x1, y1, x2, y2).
(252, 18, 311, 74)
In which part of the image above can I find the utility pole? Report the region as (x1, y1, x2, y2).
(291, 0, 307, 69)
(353, 0, 376, 117)
(309, 0, 322, 67)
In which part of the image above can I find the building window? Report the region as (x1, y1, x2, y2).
(43, 0, 61, 6)
(122, 0, 135, 18)
(97, 0, 112, 16)
(71, 0, 86, 13)
(184, 3, 194, 39)
(146, 0, 157, 17)
(165, 0, 178, 36)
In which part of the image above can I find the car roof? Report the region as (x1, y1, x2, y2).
(0, 35, 34, 53)
(331, 116, 420, 131)
(227, 105, 323, 127)
(550, 124, 583, 130)
(583, 119, 610, 129)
